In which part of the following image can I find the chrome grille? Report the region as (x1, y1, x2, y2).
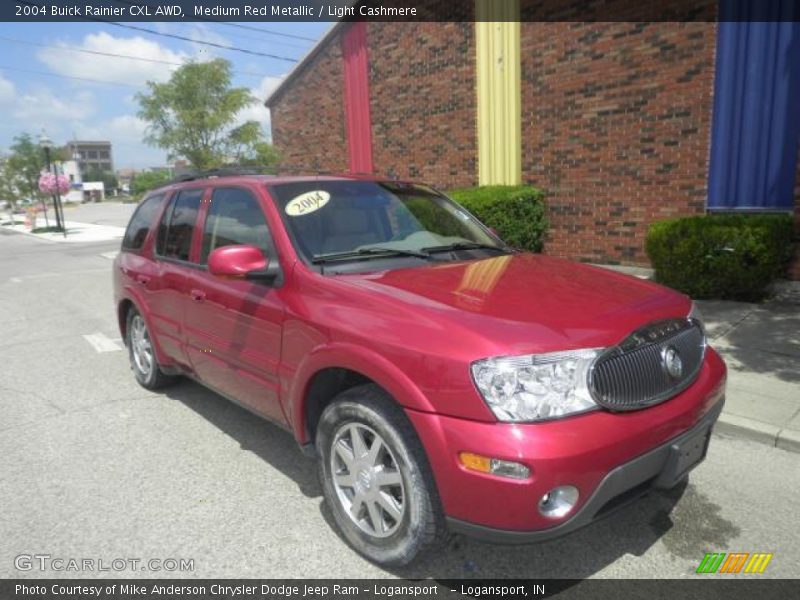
(589, 319, 705, 411)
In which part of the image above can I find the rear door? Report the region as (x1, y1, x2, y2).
(116, 190, 168, 337)
(145, 187, 205, 368)
(183, 186, 287, 425)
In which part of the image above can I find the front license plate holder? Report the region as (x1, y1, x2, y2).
(655, 427, 711, 489)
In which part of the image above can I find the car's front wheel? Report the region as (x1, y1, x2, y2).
(126, 307, 174, 390)
(316, 384, 446, 566)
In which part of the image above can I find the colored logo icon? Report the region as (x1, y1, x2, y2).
(696, 552, 773, 574)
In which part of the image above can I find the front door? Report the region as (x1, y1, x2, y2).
(145, 187, 204, 368)
(183, 186, 286, 425)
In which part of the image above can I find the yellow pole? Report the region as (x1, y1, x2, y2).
(475, 0, 521, 186)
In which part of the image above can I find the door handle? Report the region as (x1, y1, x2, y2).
(190, 289, 206, 302)
(135, 274, 150, 285)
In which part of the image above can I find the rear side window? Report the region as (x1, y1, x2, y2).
(156, 189, 203, 261)
(121, 194, 164, 250)
(201, 188, 272, 263)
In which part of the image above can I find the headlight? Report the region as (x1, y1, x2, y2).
(471, 349, 602, 422)
(688, 301, 705, 333)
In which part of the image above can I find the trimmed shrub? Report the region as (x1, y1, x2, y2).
(646, 213, 794, 300)
(447, 185, 548, 252)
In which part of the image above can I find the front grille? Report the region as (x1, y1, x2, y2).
(589, 319, 705, 411)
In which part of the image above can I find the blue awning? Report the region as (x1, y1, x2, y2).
(708, 2, 800, 211)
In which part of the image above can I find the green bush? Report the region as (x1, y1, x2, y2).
(447, 185, 548, 252)
(646, 213, 794, 300)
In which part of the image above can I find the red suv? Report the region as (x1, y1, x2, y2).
(114, 174, 726, 566)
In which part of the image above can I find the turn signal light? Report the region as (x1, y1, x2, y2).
(458, 452, 530, 479)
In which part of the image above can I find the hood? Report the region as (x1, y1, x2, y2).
(336, 253, 691, 355)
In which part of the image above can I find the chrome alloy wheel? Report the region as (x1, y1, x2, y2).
(330, 423, 406, 538)
(130, 315, 153, 376)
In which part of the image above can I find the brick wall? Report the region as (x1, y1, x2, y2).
(367, 22, 477, 189)
(269, 30, 349, 173)
(520, 22, 717, 264)
(268, 16, 800, 278)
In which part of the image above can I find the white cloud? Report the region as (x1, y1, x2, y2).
(108, 115, 148, 140)
(0, 73, 15, 105)
(236, 75, 285, 139)
(13, 88, 95, 130)
(71, 115, 164, 169)
(255, 75, 284, 102)
(73, 114, 149, 151)
(37, 32, 188, 86)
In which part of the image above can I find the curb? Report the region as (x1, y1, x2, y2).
(714, 412, 800, 454)
(0, 221, 124, 244)
(0, 223, 60, 243)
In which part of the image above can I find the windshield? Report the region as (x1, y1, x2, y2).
(268, 180, 506, 265)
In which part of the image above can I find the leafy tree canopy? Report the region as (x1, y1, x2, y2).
(6, 133, 46, 200)
(83, 167, 118, 191)
(130, 170, 171, 196)
(136, 59, 277, 170)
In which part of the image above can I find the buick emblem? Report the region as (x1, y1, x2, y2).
(662, 346, 683, 379)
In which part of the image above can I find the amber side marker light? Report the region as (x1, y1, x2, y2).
(458, 452, 530, 479)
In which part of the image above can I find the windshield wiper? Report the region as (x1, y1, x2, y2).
(420, 241, 508, 254)
(311, 246, 431, 264)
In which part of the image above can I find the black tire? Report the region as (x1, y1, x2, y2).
(126, 307, 174, 390)
(316, 384, 447, 566)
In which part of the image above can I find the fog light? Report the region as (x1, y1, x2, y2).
(459, 452, 530, 479)
(539, 485, 579, 518)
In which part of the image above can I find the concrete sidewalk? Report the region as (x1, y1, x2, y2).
(0, 214, 125, 243)
(700, 296, 800, 453)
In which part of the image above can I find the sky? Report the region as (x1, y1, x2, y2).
(0, 21, 331, 169)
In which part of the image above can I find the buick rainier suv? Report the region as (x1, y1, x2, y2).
(114, 174, 726, 566)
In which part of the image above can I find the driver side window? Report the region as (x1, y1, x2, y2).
(201, 188, 273, 264)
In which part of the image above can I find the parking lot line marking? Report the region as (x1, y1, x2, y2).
(83, 333, 124, 353)
(100, 251, 119, 260)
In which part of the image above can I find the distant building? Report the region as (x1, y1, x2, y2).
(59, 160, 84, 203)
(82, 181, 105, 203)
(116, 168, 138, 193)
(172, 159, 191, 178)
(67, 140, 114, 174)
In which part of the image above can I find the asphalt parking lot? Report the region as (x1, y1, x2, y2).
(1, 206, 798, 579)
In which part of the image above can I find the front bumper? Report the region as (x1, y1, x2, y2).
(446, 397, 723, 543)
(405, 346, 726, 535)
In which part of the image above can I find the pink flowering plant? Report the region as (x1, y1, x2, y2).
(38, 173, 71, 196)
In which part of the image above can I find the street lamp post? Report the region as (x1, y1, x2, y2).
(39, 135, 65, 236)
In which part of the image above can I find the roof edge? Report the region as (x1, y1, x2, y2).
(264, 21, 347, 108)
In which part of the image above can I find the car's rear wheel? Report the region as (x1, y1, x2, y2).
(126, 307, 174, 390)
(316, 384, 446, 566)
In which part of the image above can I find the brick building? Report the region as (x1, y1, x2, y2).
(266, 1, 800, 273)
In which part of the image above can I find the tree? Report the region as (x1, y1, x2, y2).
(83, 166, 118, 192)
(0, 155, 21, 215)
(130, 170, 171, 196)
(4, 133, 54, 224)
(136, 59, 269, 169)
(6, 133, 45, 202)
(239, 141, 280, 170)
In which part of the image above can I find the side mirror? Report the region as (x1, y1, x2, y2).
(208, 245, 279, 284)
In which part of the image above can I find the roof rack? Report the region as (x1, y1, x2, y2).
(171, 167, 263, 182)
(166, 164, 400, 185)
